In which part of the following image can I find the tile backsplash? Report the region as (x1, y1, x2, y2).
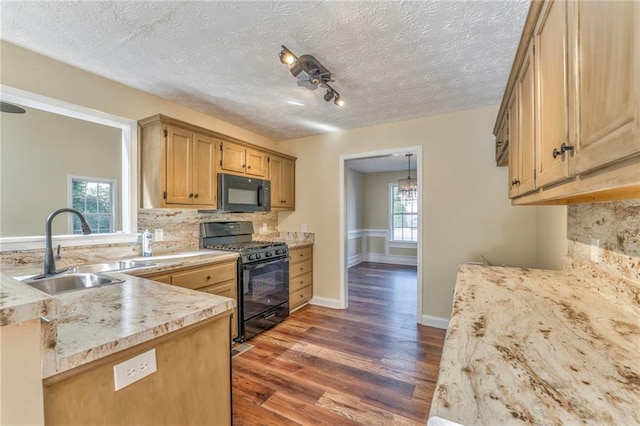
(566, 199, 640, 283)
(1, 209, 278, 275)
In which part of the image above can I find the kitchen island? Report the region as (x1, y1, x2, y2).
(1, 250, 239, 425)
(430, 264, 640, 425)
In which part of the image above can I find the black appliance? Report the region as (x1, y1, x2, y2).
(215, 173, 270, 213)
(200, 221, 288, 342)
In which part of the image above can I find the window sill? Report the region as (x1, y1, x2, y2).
(388, 240, 418, 248)
(0, 233, 139, 252)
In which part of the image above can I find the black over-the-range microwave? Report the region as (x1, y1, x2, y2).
(210, 173, 271, 213)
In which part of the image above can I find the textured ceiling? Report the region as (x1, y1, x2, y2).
(0, 1, 529, 141)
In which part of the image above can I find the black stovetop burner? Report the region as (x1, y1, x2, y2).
(203, 241, 283, 252)
(200, 221, 288, 264)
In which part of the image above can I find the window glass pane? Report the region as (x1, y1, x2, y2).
(70, 178, 115, 234)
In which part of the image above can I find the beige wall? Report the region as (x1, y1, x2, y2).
(0, 319, 44, 425)
(0, 41, 275, 150)
(277, 105, 539, 319)
(362, 171, 407, 229)
(1, 106, 122, 237)
(346, 167, 363, 231)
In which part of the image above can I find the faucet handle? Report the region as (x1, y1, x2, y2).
(55, 244, 62, 261)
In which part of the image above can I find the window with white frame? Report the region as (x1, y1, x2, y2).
(70, 176, 117, 234)
(390, 184, 418, 242)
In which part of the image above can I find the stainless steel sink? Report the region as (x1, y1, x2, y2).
(70, 260, 156, 273)
(25, 273, 124, 295)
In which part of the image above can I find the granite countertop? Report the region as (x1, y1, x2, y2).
(430, 264, 640, 425)
(1, 250, 239, 378)
(0, 272, 58, 326)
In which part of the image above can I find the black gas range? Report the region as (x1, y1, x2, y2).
(200, 221, 289, 342)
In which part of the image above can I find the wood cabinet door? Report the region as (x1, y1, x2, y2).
(245, 148, 267, 177)
(518, 41, 537, 195)
(220, 141, 246, 174)
(193, 133, 217, 206)
(508, 92, 520, 199)
(570, 0, 639, 175)
(269, 155, 283, 207)
(535, 0, 570, 187)
(200, 281, 238, 338)
(281, 158, 295, 208)
(165, 126, 193, 205)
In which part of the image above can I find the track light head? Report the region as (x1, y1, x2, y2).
(334, 94, 344, 107)
(324, 89, 335, 102)
(279, 47, 296, 65)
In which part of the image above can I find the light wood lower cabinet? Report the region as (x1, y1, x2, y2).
(43, 314, 231, 425)
(142, 260, 238, 339)
(289, 246, 313, 310)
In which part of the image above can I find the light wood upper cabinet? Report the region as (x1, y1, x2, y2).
(535, 0, 571, 187)
(165, 127, 217, 206)
(569, 0, 639, 175)
(140, 114, 297, 209)
(518, 41, 537, 196)
(493, 0, 640, 205)
(269, 154, 295, 210)
(508, 92, 520, 199)
(220, 140, 267, 178)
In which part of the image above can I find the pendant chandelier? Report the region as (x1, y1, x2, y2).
(397, 154, 417, 200)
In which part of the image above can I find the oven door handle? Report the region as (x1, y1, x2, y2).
(243, 257, 289, 270)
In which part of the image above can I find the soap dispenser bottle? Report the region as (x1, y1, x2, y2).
(142, 229, 153, 257)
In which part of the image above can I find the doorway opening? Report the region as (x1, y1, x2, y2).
(339, 146, 422, 323)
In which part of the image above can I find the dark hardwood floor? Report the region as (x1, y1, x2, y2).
(232, 262, 447, 425)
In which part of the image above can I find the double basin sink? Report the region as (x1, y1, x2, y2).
(24, 260, 156, 295)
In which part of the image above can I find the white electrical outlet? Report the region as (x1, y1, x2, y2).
(301, 223, 308, 232)
(113, 349, 157, 391)
(154, 229, 164, 242)
(590, 238, 600, 263)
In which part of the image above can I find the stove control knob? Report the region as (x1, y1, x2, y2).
(248, 254, 255, 260)
(255, 253, 262, 259)
(266, 251, 273, 257)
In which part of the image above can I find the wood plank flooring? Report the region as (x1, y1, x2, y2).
(232, 262, 447, 425)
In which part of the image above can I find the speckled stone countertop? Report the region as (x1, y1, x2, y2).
(430, 264, 640, 425)
(254, 231, 314, 248)
(2, 250, 239, 378)
(0, 272, 58, 326)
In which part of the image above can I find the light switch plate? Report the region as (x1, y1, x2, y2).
(113, 348, 157, 391)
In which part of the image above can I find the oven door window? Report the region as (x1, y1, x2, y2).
(242, 258, 289, 320)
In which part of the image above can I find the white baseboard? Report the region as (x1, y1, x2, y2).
(347, 254, 364, 268)
(309, 296, 345, 309)
(364, 253, 417, 266)
(421, 314, 449, 329)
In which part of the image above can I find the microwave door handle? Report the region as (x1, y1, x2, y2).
(257, 186, 264, 206)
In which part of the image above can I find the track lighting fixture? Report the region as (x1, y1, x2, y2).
(279, 45, 345, 108)
(324, 89, 335, 102)
(279, 47, 296, 65)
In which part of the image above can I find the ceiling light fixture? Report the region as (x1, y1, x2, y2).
(397, 154, 417, 201)
(279, 45, 344, 108)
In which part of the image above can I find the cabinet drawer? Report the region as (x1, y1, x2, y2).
(289, 259, 312, 278)
(171, 262, 236, 290)
(290, 246, 312, 262)
(289, 273, 312, 293)
(290, 286, 312, 309)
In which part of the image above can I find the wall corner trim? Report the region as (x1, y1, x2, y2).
(421, 314, 449, 330)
